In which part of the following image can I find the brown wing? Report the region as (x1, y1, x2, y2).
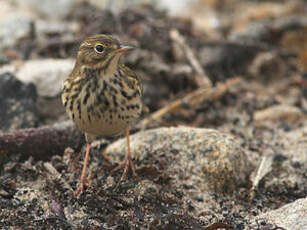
(119, 64, 143, 96)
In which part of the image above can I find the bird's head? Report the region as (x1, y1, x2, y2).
(76, 34, 134, 71)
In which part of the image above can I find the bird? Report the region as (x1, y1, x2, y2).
(61, 34, 143, 195)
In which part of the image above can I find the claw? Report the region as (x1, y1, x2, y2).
(111, 128, 137, 183)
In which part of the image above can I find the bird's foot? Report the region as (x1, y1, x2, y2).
(101, 149, 112, 163)
(74, 174, 93, 196)
(111, 156, 137, 183)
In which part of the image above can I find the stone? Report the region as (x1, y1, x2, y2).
(105, 126, 252, 193)
(247, 197, 307, 230)
(16, 0, 75, 20)
(0, 13, 32, 51)
(281, 126, 307, 163)
(198, 43, 259, 82)
(0, 72, 37, 131)
(2, 59, 75, 97)
(257, 126, 307, 198)
(35, 20, 80, 36)
(229, 21, 272, 44)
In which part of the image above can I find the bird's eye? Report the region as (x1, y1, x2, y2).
(94, 45, 104, 53)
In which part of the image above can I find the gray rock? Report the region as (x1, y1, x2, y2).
(248, 120, 307, 196)
(0, 72, 37, 131)
(198, 43, 260, 82)
(105, 126, 252, 193)
(14, 59, 74, 97)
(258, 133, 307, 198)
(281, 126, 307, 163)
(88, 0, 191, 15)
(35, 20, 79, 36)
(229, 20, 272, 44)
(16, 0, 75, 20)
(247, 197, 307, 230)
(0, 53, 10, 65)
(0, 13, 32, 51)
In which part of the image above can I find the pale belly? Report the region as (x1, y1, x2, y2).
(75, 108, 141, 136)
(67, 96, 142, 136)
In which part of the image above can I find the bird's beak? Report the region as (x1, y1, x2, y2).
(115, 45, 134, 54)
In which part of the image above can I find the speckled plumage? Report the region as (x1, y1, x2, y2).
(61, 34, 143, 195)
(62, 35, 142, 138)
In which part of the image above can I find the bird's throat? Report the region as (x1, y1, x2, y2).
(104, 54, 121, 77)
(83, 54, 121, 80)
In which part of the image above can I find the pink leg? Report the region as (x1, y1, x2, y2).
(111, 128, 137, 182)
(75, 142, 91, 196)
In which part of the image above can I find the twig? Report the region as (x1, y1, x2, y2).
(251, 154, 274, 191)
(44, 162, 73, 192)
(204, 222, 233, 230)
(140, 77, 241, 127)
(0, 121, 84, 165)
(170, 29, 212, 88)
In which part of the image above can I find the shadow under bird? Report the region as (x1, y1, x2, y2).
(62, 34, 143, 195)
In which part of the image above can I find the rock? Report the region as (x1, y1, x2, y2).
(0, 72, 37, 131)
(257, 152, 306, 201)
(253, 104, 303, 123)
(0, 53, 10, 65)
(16, 0, 75, 20)
(257, 125, 307, 197)
(247, 197, 307, 230)
(105, 127, 252, 193)
(2, 59, 75, 97)
(88, 0, 190, 15)
(35, 20, 80, 36)
(0, 13, 32, 51)
(198, 43, 259, 82)
(281, 126, 307, 163)
(229, 20, 272, 44)
(230, 14, 307, 48)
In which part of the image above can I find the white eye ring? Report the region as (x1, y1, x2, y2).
(94, 45, 104, 53)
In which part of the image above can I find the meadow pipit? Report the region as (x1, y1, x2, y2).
(62, 35, 142, 195)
